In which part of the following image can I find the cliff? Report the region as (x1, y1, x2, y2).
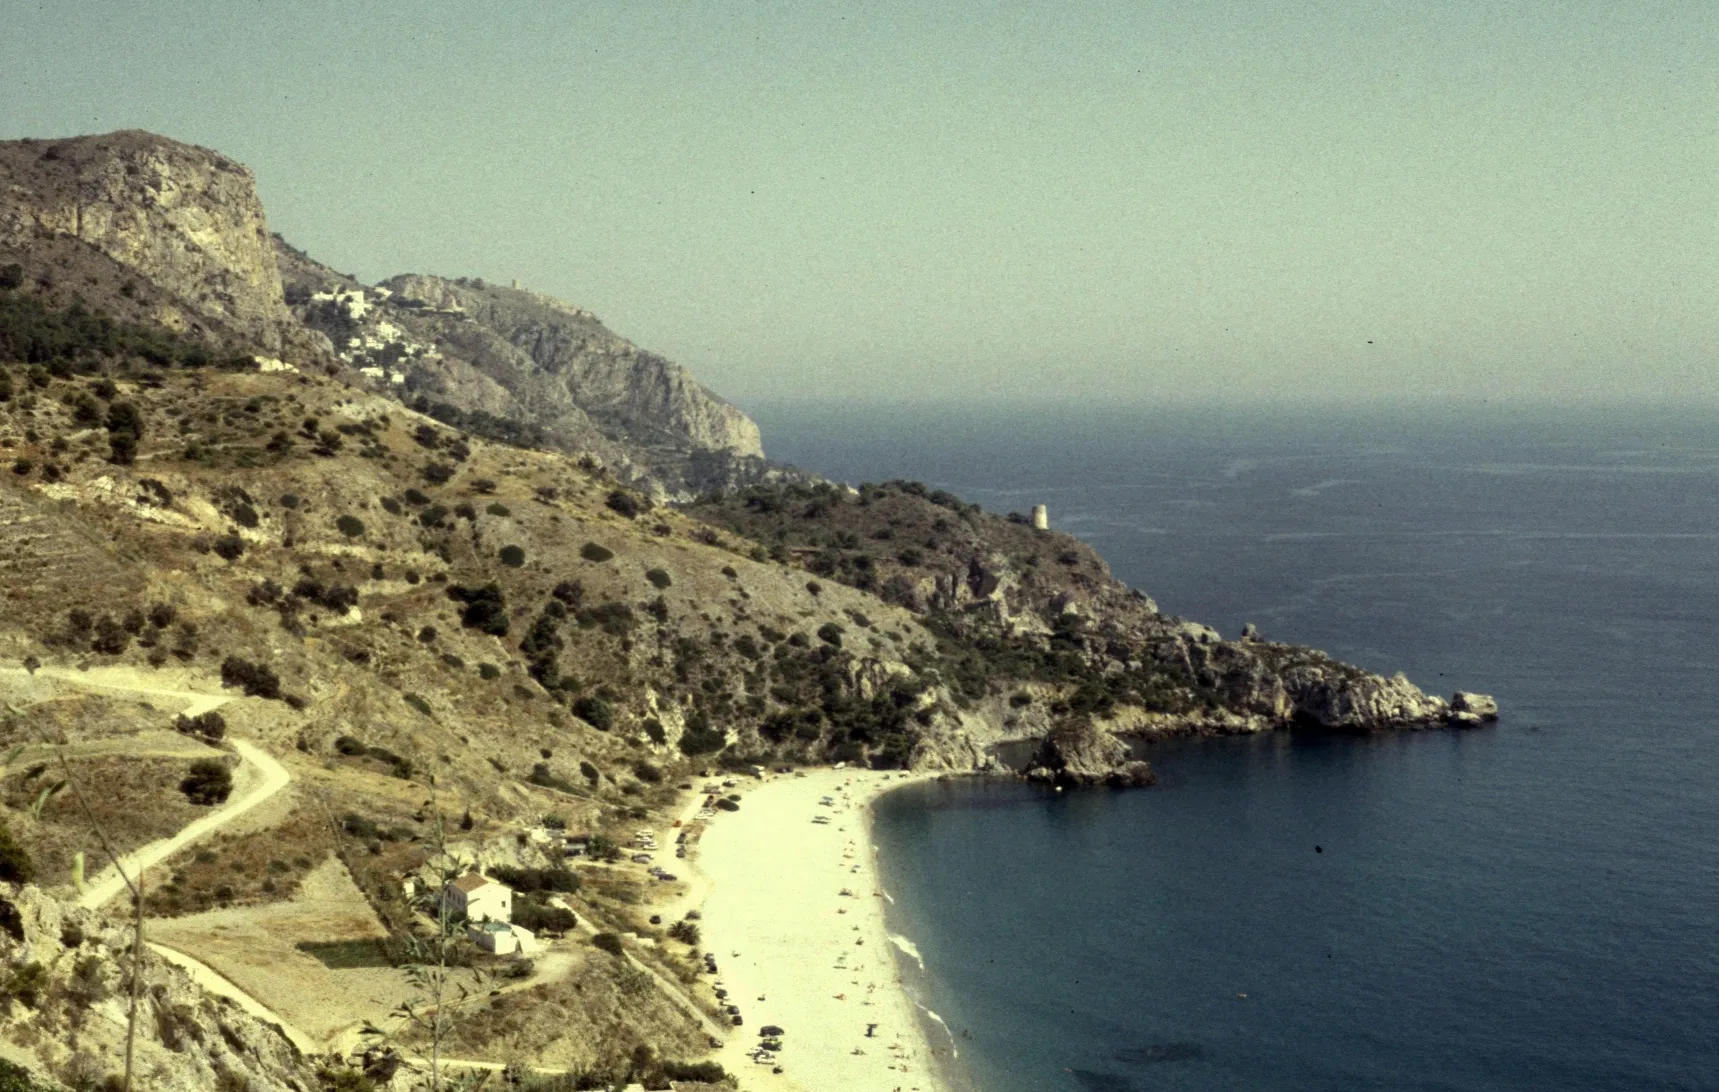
(275, 241, 784, 500)
(0, 131, 308, 357)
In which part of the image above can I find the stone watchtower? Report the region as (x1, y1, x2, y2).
(1031, 504, 1049, 530)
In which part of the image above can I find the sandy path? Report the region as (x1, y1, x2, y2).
(695, 769, 952, 1092)
(0, 664, 294, 911)
(78, 738, 290, 909)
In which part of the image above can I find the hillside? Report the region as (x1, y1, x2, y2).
(274, 239, 786, 502)
(0, 127, 1492, 1091)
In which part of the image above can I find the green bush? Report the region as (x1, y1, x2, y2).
(666, 919, 700, 945)
(498, 544, 526, 567)
(336, 514, 365, 538)
(591, 932, 625, 957)
(605, 489, 646, 518)
(678, 715, 727, 756)
(573, 696, 615, 731)
(0, 821, 34, 883)
(0, 1058, 54, 1092)
(403, 693, 433, 717)
(220, 657, 281, 699)
(478, 662, 501, 679)
(485, 502, 510, 517)
(644, 568, 672, 589)
(180, 760, 233, 805)
(448, 583, 509, 636)
(632, 760, 663, 783)
(490, 866, 581, 894)
(817, 622, 845, 647)
(580, 542, 615, 563)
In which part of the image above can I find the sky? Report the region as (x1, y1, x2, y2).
(1, 1, 1713, 409)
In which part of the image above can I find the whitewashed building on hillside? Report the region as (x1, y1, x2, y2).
(443, 872, 512, 923)
(467, 920, 539, 956)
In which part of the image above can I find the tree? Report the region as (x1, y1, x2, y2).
(105, 400, 143, 465)
(180, 760, 233, 805)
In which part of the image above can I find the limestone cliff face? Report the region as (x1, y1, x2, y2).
(382, 273, 762, 457)
(0, 131, 298, 352)
(276, 243, 776, 498)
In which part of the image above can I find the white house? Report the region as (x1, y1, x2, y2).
(443, 872, 512, 924)
(467, 920, 538, 956)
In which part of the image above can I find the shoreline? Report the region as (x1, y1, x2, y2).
(692, 768, 957, 1092)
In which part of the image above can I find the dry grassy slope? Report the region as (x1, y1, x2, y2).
(0, 360, 948, 867)
(0, 361, 962, 1080)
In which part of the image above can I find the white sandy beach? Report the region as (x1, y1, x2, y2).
(694, 768, 956, 1092)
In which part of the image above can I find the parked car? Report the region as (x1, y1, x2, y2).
(631, 853, 652, 864)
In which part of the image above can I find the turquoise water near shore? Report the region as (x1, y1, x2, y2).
(756, 403, 1719, 1092)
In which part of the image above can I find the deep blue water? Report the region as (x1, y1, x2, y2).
(750, 403, 1719, 1092)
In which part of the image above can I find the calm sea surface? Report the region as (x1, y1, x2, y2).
(750, 403, 1719, 1092)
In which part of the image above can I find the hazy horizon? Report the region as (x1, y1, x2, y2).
(2, 1, 1712, 409)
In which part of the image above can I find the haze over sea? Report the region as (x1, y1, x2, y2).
(753, 403, 1719, 1092)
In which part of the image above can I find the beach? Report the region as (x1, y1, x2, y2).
(693, 768, 957, 1092)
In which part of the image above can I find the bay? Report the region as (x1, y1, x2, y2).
(752, 402, 1719, 1092)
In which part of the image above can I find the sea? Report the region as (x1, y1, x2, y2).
(749, 402, 1719, 1092)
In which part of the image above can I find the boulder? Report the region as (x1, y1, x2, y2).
(1450, 692, 1499, 720)
(1027, 721, 1153, 789)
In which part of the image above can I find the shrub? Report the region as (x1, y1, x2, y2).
(645, 568, 672, 589)
(715, 797, 740, 812)
(180, 760, 233, 805)
(580, 542, 614, 563)
(605, 489, 647, 518)
(513, 900, 578, 934)
(498, 544, 526, 567)
(591, 933, 625, 957)
(472, 478, 497, 494)
(642, 718, 667, 745)
(720, 565, 738, 579)
(403, 693, 433, 717)
(106, 400, 143, 465)
(678, 715, 727, 756)
(174, 710, 226, 742)
(489, 866, 581, 894)
(633, 760, 663, 783)
(485, 501, 510, 517)
(478, 662, 501, 679)
(0, 821, 34, 883)
(552, 580, 585, 607)
(334, 735, 368, 756)
(666, 919, 701, 945)
(422, 462, 455, 485)
(447, 582, 508, 636)
(574, 695, 615, 731)
(806, 580, 822, 597)
(220, 657, 281, 699)
(212, 534, 245, 561)
(817, 622, 845, 648)
(580, 760, 600, 784)
(336, 514, 365, 538)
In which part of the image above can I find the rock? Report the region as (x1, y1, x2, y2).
(1450, 692, 1499, 720)
(1027, 720, 1153, 789)
(0, 131, 305, 354)
(0, 883, 319, 1091)
(1105, 760, 1158, 788)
